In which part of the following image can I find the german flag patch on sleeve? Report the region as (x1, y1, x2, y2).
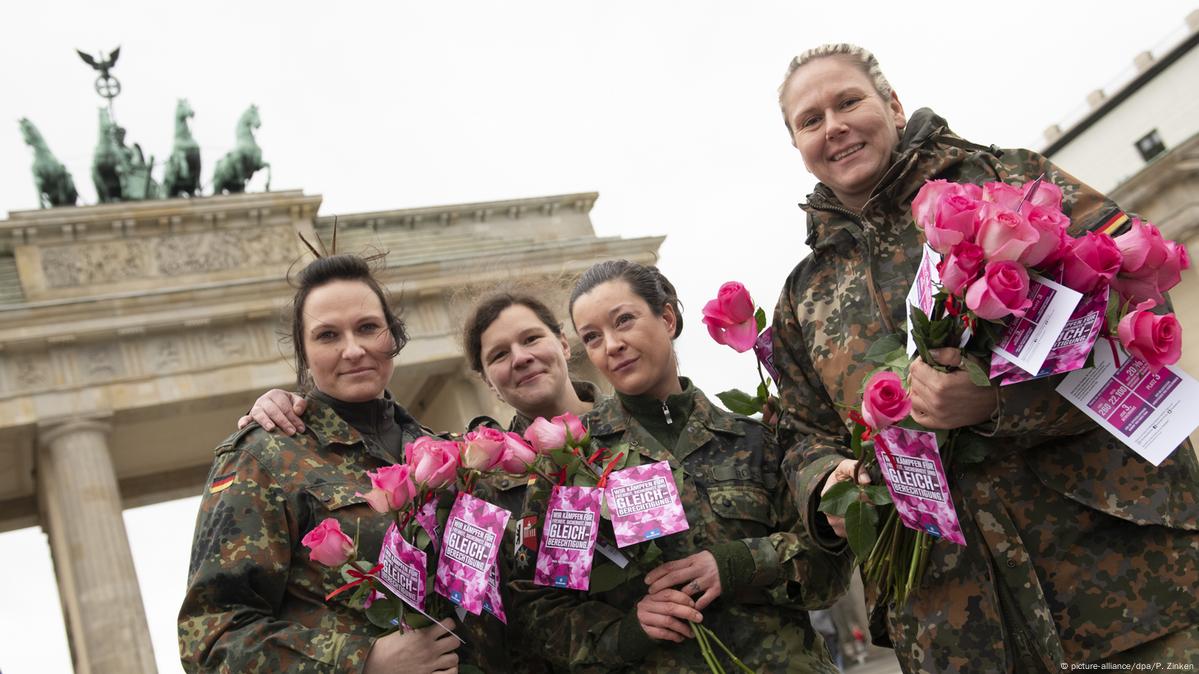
(1090, 208, 1130, 237)
(209, 474, 236, 494)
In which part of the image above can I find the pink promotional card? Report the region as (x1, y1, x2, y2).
(416, 497, 442, 554)
(873, 427, 966, 546)
(991, 275, 1082, 377)
(534, 485, 602, 590)
(604, 461, 689, 548)
(990, 288, 1107, 385)
(378, 523, 428, 611)
(434, 492, 511, 615)
(905, 245, 942, 357)
(481, 563, 506, 624)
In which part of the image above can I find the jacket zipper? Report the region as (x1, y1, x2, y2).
(810, 199, 901, 336)
(661, 401, 673, 425)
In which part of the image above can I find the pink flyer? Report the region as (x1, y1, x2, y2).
(434, 492, 511, 615)
(873, 427, 966, 546)
(378, 523, 428, 611)
(604, 461, 690, 548)
(990, 289, 1107, 384)
(416, 497, 442, 554)
(991, 275, 1082, 376)
(534, 485, 602, 590)
(905, 245, 942, 357)
(481, 563, 506, 624)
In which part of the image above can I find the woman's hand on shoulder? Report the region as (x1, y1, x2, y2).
(363, 618, 461, 674)
(644, 551, 722, 610)
(237, 389, 307, 435)
(636, 589, 703, 643)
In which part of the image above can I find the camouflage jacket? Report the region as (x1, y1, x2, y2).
(773, 108, 1199, 672)
(456, 380, 604, 674)
(508, 384, 847, 673)
(178, 395, 433, 673)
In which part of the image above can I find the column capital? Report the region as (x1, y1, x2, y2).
(38, 416, 113, 449)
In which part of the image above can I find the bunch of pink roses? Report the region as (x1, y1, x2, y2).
(701, 281, 779, 416)
(300, 430, 544, 634)
(912, 178, 1188, 367)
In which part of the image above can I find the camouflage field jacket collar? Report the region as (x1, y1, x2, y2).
(507, 379, 603, 435)
(802, 107, 992, 253)
(585, 383, 744, 465)
(301, 393, 428, 462)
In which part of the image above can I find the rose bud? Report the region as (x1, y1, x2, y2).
(981, 181, 1025, 212)
(302, 518, 355, 567)
(406, 436, 460, 489)
(1059, 231, 1123, 294)
(974, 203, 1039, 262)
(461, 427, 508, 471)
(1020, 205, 1071, 269)
(1114, 218, 1170, 279)
(499, 432, 538, 473)
(702, 282, 758, 352)
(524, 416, 568, 452)
(357, 464, 417, 513)
(965, 260, 1033, 320)
(913, 181, 982, 255)
(939, 240, 985, 296)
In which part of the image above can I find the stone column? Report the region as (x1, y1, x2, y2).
(38, 419, 157, 674)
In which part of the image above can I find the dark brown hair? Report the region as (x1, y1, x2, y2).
(462, 292, 563, 375)
(289, 254, 407, 391)
(568, 260, 683, 338)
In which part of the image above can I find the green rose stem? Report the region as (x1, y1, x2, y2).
(699, 623, 755, 674)
(690, 620, 725, 674)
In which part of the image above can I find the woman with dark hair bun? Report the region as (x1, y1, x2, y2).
(508, 259, 849, 673)
(179, 254, 461, 674)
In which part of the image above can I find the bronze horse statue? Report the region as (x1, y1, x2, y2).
(212, 104, 270, 194)
(18, 118, 78, 208)
(163, 98, 201, 197)
(92, 108, 123, 202)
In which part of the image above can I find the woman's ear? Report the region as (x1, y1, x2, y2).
(662, 303, 679, 338)
(558, 334, 572, 360)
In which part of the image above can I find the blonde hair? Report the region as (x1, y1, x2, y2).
(778, 43, 894, 132)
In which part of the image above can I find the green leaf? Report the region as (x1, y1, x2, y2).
(640, 541, 663, 566)
(863, 485, 893, 506)
(588, 561, 629, 594)
(716, 388, 762, 416)
(864, 333, 906, 365)
(952, 433, 989, 465)
(962, 358, 991, 387)
(756, 379, 769, 401)
(844, 500, 880, 560)
(365, 596, 403, 630)
(755, 307, 767, 333)
(414, 527, 431, 551)
(817, 480, 860, 516)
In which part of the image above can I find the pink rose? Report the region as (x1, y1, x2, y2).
(702, 282, 758, 352)
(499, 432, 538, 473)
(523, 416, 567, 452)
(1114, 218, 1169, 278)
(965, 260, 1032, 320)
(1059, 232, 1122, 294)
(1117, 300, 1182, 371)
(1024, 181, 1063, 212)
(981, 181, 1025, 212)
(939, 240, 985, 296)
(301, 518, 355, 567)
(1157, 240, 1190, 294)
(462, 427, 507, 471)
(974, 202, 1038, 262)
(357, 464, 417, 513)
(912, 181, 982, 255)
(524, 413, 587, 452)
(861, 371, 911, 431)
(406, 436, 460, 489)
(1020, 205, 1071, 269)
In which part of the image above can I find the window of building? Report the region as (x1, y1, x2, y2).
(1135, 129, 1167, 161)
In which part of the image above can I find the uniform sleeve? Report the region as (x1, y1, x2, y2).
(506, 476, 656, 669)
(772, 266, 855, 551)
(974, 149, 1125, 443)
(712, 423, 852, 609)
(177, 444, 374, 673)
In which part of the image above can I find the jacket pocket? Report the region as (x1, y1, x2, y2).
(707, 484, 775, 529)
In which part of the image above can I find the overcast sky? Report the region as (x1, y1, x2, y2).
(1, 1, 1194, 672)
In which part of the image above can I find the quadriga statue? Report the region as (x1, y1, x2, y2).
(163, 98, 201, 198)
(18, 118, 78, 208)
(212, 104, 270, 194)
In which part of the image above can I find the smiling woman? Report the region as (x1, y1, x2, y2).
(178, 255, 461, 674)
(506, 259, 851, 673)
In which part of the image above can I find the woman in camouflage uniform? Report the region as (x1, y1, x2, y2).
(509, 260, 848, 673)
(178, 255, 461, 674)
(773, 44, 1199, 672)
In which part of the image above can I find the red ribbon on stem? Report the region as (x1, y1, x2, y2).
(326, 563, 383, 601)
